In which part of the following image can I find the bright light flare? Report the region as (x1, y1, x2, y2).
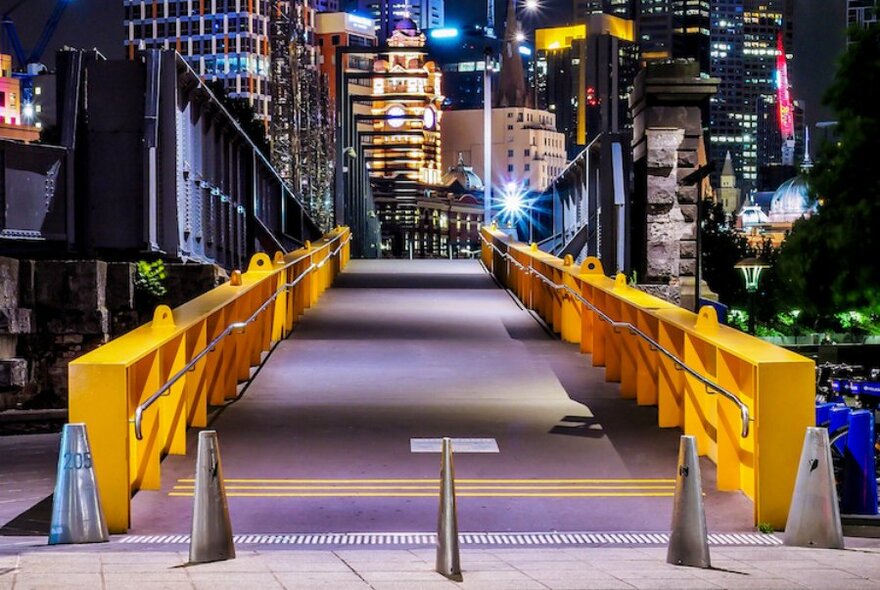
(523, 0, 540, 11)
(22, 103, 35, 120)
(515, 31, 526, 42)
(501, 182, 525, 216)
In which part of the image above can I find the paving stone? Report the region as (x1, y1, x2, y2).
(625, 579, 721, 590)
(12, 572, 103, 589)
(188, 572, 282, 589)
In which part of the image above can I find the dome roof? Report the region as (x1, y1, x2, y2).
(394, 17, 419, 34)
(442, 156, 484, 192)
(769, 176, 816, 220)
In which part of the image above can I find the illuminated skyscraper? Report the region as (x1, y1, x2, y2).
(574, 0, 634, 19)
(123, 0, 273, 124)
(347, 0, 444, 43)
(709, 0, 793, 190)
(636, 0, 710, 72)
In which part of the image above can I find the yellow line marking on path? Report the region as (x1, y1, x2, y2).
(176, 478, 676, 484)
(168, 491, 676, 498)
(171, 484, 676, 491)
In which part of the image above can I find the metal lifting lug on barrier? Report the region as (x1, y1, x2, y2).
(68, 228, 351, 533)
(479, 227, 815, 529)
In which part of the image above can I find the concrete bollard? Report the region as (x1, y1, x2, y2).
(48, 423, 109, 545)
(667, 435, 711, 568)
(189, 430, 236, 563)
(784, 427, 844, 549)
(436, 437, 462, 580)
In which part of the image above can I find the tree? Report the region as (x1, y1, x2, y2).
(776, 19, 880, 318)
(700, 201, 751, 307)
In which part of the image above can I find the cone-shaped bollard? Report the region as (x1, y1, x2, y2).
(784, 427, 844, 548)
(436, 437, 461, 580)
(48, 423, 109, 545)
(667, 435, 711, 568)
(189, 430, 235, 563)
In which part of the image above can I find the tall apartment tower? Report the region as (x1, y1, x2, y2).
(347, 0, 444, 43)
(123, 0, 273, 124)
(574, 0, 634, 19)
(709, 0, 791, 190)
(636, 0, 710, 73)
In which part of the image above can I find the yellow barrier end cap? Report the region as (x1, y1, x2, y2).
(563, 254, 574, 266)
(273, 251, 285, 265)
(247, 253, 272, 273)
(305, 240, 312, 250)
(614, 273, 628, 289)
(491, 222, 498, 231)
(695, 305, 720, 333)
(230, 270, 243, 286)
(579, 256, 603, 275)
(530, 243, 538, 252)
(151, 304, 176, 328)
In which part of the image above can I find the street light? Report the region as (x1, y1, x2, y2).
(735, 257, 770, 335)
(501, 181, 534, 242)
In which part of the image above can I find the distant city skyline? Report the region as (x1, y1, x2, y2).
(10, 0, 846, 164)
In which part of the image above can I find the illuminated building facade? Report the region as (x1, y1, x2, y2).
(535, 15, 636, 155)
(574, 0, 634, 19)
(636, 0, 710, 72)
(123, 0, 273, 124)
(441, 106, 567, 196)
(424, 26, 501, 111)
(369, 19, 444, 255)
(709, 0, 793, 190)
(316, 12, 377, 106)
(346, 0, 444, 43)
(0, 54, 39, 142)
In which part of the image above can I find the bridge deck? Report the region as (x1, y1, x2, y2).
(128, 259, 752, 534)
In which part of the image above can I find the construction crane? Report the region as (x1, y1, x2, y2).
(1, 0, 73, 125)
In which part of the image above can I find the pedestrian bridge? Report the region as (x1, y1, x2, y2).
(68, 226, 814, 536)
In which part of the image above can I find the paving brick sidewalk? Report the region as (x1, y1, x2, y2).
(3, 539, 880, 589)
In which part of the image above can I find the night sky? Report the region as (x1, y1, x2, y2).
(8, 0, 843, 132)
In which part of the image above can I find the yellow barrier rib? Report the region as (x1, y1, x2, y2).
(131, 233, 351, 441)
(69, 227, 352, 533)
(480, 227, 814, 528)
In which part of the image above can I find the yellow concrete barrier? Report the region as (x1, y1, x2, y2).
(69, 227, 351, 533)
(481, 227, 814, 528)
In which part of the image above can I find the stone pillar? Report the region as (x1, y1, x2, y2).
(630, 62, 718, 307)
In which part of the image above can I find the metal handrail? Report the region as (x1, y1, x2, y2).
(481, 234, 752, 438)
(132, 233, 350, 440)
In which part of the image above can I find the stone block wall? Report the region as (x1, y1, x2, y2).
(0, 257, 223, 410)
(630, 62, 719, 308)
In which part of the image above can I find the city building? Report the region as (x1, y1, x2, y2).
(574, 0, 634, 19)
(424, 26, 501, 111)
(0, 54, 39, 142)
(848, 0, 878, 31)
(709, 0, 793, 190)
(636, 0, 711, 73)
(716, 151, 741, 213)
(736, 173, 816, 245)
(416, 156, 485, 257)
(535, 14, 636, 155)
(367, 19, 444, 254)
(123, 0, 273, 124)
(346, 0, 444, 43)
(316, 12, 377, 106)
(441, 106, 567, 196)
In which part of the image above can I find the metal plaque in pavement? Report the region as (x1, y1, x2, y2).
(410, 438, 499, 453)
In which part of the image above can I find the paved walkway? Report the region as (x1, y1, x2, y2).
(3, 541, 880, 589)
(126, 259, 751, 534)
